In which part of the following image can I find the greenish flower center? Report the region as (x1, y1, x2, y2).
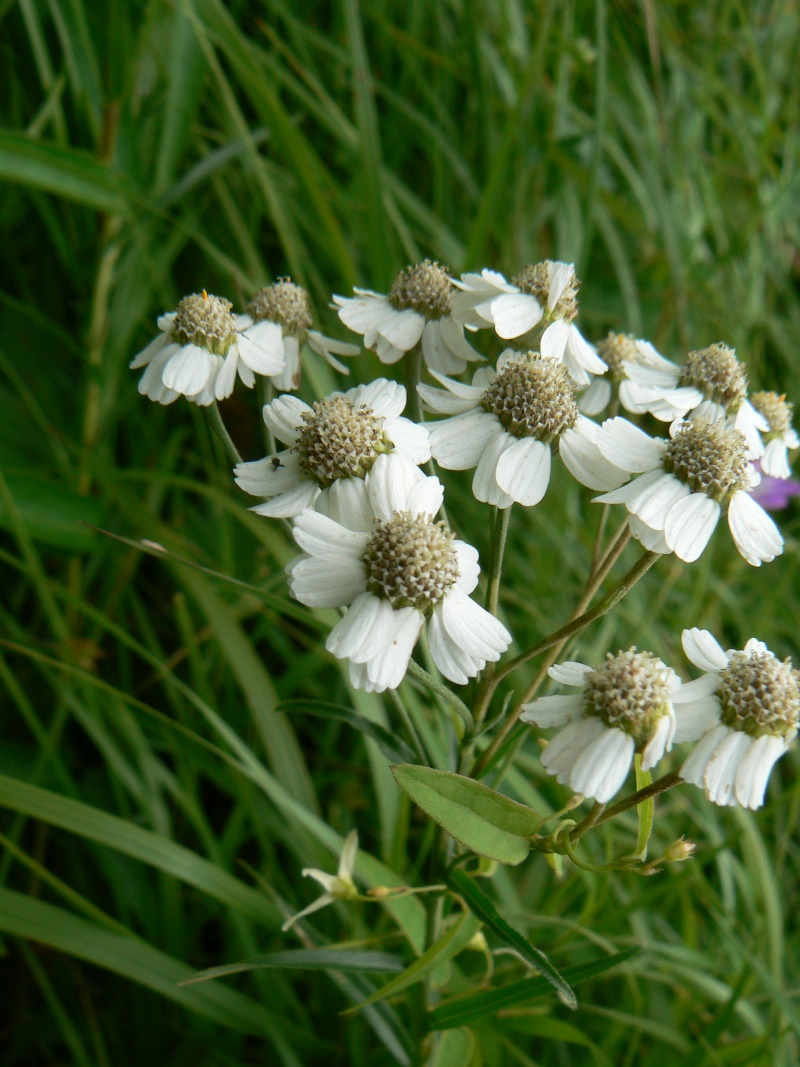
(362, 512, 458, 611)
(480, 354, 578, 440)
(171, 291, 237, 355)
(294, 396, 392, 486)
(389, 260, 453, 318)
(584, 649, 672, 747)
(514, 261, 579, 321)
(751, 391, 793, 443)
(719, 649, 800, 738)
(678, 343, 747, 412)
(247, 278, 313, 334)
(663, 417, 750, 502)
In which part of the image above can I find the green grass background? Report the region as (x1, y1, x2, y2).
(2, 0, 800, 1063)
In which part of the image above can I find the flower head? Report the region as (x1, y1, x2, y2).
(449, 261, 606, 385)
(678, 629, 800, 808)
(234, 380, 430, 518)
(281, 830, 360, 931)
(594, 416, 783, 565)
(287, 455, 511, 692)
(580, 333, 697, 420)
(333, 261, 481, 375)
(418, 351, 627, 507)
(130, 290, 287, 405)
(750, 391, 798, 479)
(242, 278, 359, 392)
(521, 650, 681, 802)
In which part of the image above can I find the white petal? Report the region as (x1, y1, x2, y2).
(327, 594, 392, 661)
(263, 394, 309, 445)
(541, 718, 605, 779)
(239, 321, 286, 373)
(333, 292, 392, 333)
(734, 734, 788, 810)
(315, 477, 374, 532)
(214, 348, 239, 400)
(671, 688, 722, 743)
(680, 723, 731, 788)
(490, 292, 543, 339)
(641, 712, 675, 771)
(547, 262, 574, 309)
(727, 491, 783, 567)
(664, 493, 720, 563)
(292, 508, 370, 559)
(560, 421, 629, 491)
(628, 516, 670, 553)
(440, 586, 511, 660)
(130, 331, 170, 369)
(418, 383, 482, 416)
(540, 319, 570, 361)
(366, 453, 426, 521)
(495, 437, 552, 506)
(347, 378, 406, 419)
(681, 628, 728, 672)
(361, 607, 424, 690)
(383, 417, 431, 464)
(428, 411, 503, 469)
(270, 335, 300, 391)
(422, 319, 466, 375)
(307, 329, 360, 358)
(338, 830, 359, 879)
(251, 481, 320, 518)
(288, 555, 367, 607)
(593, 468, 662, 506)
(519, 694, 585, 728)
(407, 473, 444, 519)
(472, 431, 516, 506)
(156, 312, 176, 332)
(703, 730, 752, 806)
(377, 308, 425, 351)
(234, 450, 301, 497)
(596, 418, 666, 473)
(565, 325, 607, 378)
(428, 605, 485, 685)
(569, 727, 634, 802)
(454, 540, 481, 595)
(281, 892, 335, 931)
(578, 377, 612, 416)
(628, 471, 691, 530)
(548, 661, 593, 686)
(162, 344, 215, 396)
(438, 315, 483, 364)
(762, 438, 791, 479)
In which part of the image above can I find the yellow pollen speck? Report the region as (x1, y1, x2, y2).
(202, 289, 208, 300)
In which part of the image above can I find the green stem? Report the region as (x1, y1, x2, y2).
(258, 378, 276, 454)
(387, 688, 430, 766)
(208, 401, 243, 466)
(403, 344, 424, 425)
(406, 659, 473, 733)
(570, 770, 681, 841)
(473, 546, 659, 777)
(485, 506, 512, 617)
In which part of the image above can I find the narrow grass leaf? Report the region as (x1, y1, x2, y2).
(282, 701, 417, 765)
(181, 949, 405, 985)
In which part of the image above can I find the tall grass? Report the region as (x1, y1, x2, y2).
(1, 1, 800, 1063)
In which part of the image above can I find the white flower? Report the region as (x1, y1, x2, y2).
(418, 351, 627, 508)
(449, 261, 607, 385)
(580, 333, 699, 420)
(624, 342, 768, 457)
(241, 278, 360, 392)
(281, 830, 360, 931)
(750, 391, 798, 479)
(521, 649, 681, 803)
(594, 415, 783, 565)
(678, 629, 800, 809)
(332, 260, 482, 375)
(234, 379, 430, 518)
(130, 291, 286, 405)
(287, 454, 511, 692)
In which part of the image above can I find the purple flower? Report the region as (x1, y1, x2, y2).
(751, 461, 800, 511)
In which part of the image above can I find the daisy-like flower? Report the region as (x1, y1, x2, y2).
(332, 260, 481, 375)
(624, 342, 768, 456)
(579, 332, 699, 420)
(449, 261, 607, 385)
(234, 379, 430, 518)
(240, 278, 360, 392)
(678, 628, 800, 809)
(750, 391, 798, 479)
(418, 350, 627, 508)
(521, 649, 683, 803)
(281, 830, 360, 931)
(130, 290, 286, 405)
(594, 415, 783, 565)
(287, 454, 511, 692)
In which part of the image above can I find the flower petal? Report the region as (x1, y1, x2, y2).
(263, 394, 309, 445)
(664, 493, 720, 562)
(428, 411, 503, 469)
(495, 437, 552, 506)
(681, 628, 729, 672)
(734, 734, 788, 809)
(519, 694, 585, 728)
(440, 586, 511, 660)
(548, 661, 593, 686)
(596, 418, 666, 473)
(679, 723, 730, 789)
(703, 730, 752, 806)
(490, 292, 543, 339)
(472, 431, 516, 506)
(727, 491, 783, 567)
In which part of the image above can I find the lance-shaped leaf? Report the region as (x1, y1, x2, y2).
(342, 908, 482, 1014)
(428, 948, 640, 1030)
(391, 765, 541, 865)
(447, 869, 576, 1008)
(180, 949, 405, 985)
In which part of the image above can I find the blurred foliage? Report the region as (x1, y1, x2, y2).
(2, 0, 800, 1064)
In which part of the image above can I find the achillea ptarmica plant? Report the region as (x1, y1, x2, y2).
(332, 260, 482, 375)
(594, 416, 783, 565)
(234, 380, 430, 518)
(241, 278, 360, 392)
(750, 391, 798, 479)
(130, 290, 286, 405)
(418, 350, 627, 507)
(679, 628, 800, 809)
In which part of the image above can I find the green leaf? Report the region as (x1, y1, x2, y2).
(428, 948, 640, 1031)
(0, 131, 130, 214)
(343, 909, 482, 1014)
(391, 765, 541, 865)
(181, 949, 405, 984)
(447, 870, 576, 1009)
(429, 1028, 476, 1066)
(0, 475, 106, 551)
(282, 701, 417, 765)
(0, 888, 306, 1040)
